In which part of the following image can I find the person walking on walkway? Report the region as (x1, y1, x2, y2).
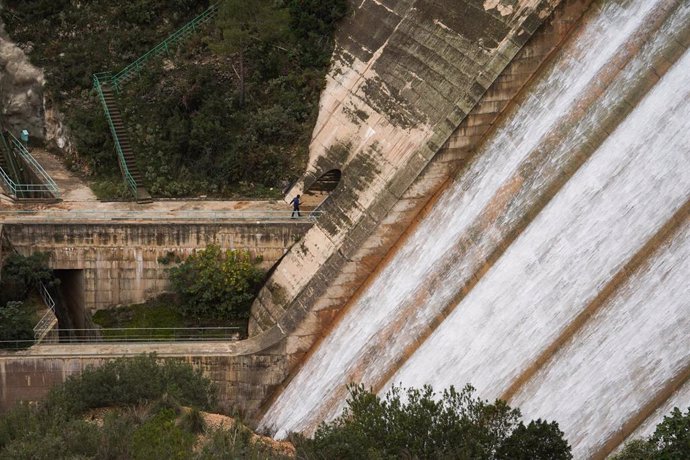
(290, 194, 301, 218)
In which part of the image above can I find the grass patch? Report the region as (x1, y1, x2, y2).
(91, 294, 246, 340)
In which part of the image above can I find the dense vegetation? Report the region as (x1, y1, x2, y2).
(1, 356, 574, 459)
(612, 406, 690, 459)
(169, 245, 265, 321)
(0, 251, 57, 348)
(297, 384, 572, 460)
(3, 354, 685, 459)
(0, 355, 290, 459)
(1, 0, 348, 198)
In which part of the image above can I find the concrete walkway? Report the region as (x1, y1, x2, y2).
(29, 148, 97, 203)
(0, 149, 308, 222)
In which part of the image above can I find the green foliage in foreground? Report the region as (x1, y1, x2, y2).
(169, 245, 265, 321)
(47, 354, 216, 416)
(0, 301, 34, 349)
(0, 355, 291, 459)
(612, 406, 690, 460)
(295, 384, 572, 460)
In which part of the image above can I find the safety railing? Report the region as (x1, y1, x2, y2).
(0, 328, 243, 349)
(0, 209, 323, 222)
(7, 133, 60, 198)
(110, 3, 220, 92)
(61, 327, 243, 343)
(0, 167, 17, 197)
(0, 133, 60, 200)
(93, 73, 138, 199)
(33, 308, 58, 341)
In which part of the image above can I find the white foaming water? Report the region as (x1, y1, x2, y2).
(511, 222, 690, 458)
(390, 46, 690, 394)
(390, 47, 690, 457)
(260, 0, 687, 441)
(622, 380, 690, 444)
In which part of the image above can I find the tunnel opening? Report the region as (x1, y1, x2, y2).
(301, 169, 342, 210)
(52, 269, 94, 339)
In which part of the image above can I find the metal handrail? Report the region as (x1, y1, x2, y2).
(7, 133, 60, 197)
(33, 283, 58, 340)
(0, 165, 60, 199)
(0, 209, 323, 222)
(19, 326, 242, 346)
(0, 131, 23, 197)
(0, 132, 60, 200)
(33, 310, 58, 340)
(39, 282, 56, 312)
(92, 73, 138, 198)
(110, 3, 220, 91)
(0, 166, 17, 196)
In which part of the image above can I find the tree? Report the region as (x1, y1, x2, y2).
(212, 0, 289, 106)
(169, 245, 265, 321)
(297, 384, 572, 459)
(0, 252, 58, 349)
(286, 0, 348, 67)
(0, 252, 57, 305)
(613, 407, 690, 460)
(0, 301, 34, 349)
(496, 419, 571, 460)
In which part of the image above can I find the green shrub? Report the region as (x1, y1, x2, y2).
(0, 252, 57, 305)
(131, 409, 196, 460)
(180, 407, 206, 434)
(613, 406, 690, 459)
(47, 354, 216, 416)
(169, 245, 265, 321)
(0, 354, 300, 459)
(0, 301, 35, 349)
(297, 384, 572, 460)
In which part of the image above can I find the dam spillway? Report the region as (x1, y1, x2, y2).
(259, 1, 690, 457)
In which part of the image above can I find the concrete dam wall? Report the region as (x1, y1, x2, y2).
(260, 0, 690, 458)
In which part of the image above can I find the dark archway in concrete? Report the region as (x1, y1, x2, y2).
(301, 169, 342, 210)
(53, 269, 93, 338)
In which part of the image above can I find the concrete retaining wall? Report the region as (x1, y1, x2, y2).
(3, 222, 311, 310)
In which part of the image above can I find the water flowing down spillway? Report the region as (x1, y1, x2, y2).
(260, 1, 690, 456)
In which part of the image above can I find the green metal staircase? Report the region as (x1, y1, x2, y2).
(93, 74, 151, 203)
(93, 3, 220, 202)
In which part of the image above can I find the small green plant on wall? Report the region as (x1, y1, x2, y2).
(169, 245, 264, 321)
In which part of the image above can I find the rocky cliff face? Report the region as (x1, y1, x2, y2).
(0, 20, 44, 139)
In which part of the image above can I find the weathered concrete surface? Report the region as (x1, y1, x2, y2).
(277, 0, 594, 347)
(250, 0, 564, 336)
(256, 0, 690, 453)
(0, 345, 288, 416)
(4, 222, 310, 310)
(244, 1, 593, 416)
(0, 336, 296, 415)
(0, 0, 592, 425)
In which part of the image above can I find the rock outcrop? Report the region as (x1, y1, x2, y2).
(0, 20, 44, 139)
